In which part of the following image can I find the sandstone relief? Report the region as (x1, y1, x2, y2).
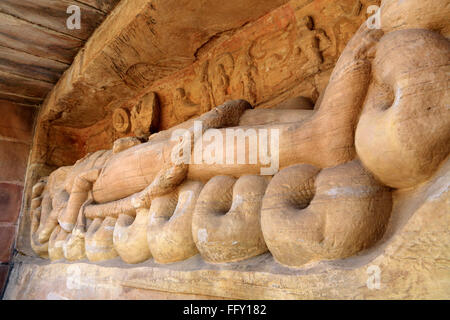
(30, 0, 381, 168)
(27, 1, 450, 272)
(6, 0, 449, 300)
(112, 108, 130, 134)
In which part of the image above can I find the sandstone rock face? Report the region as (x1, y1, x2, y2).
(4, 158, 450, 299)
(6, 0, 450, 299)
(31, 0, 381, 168)
(0, 100, 35, 295)
(261, 161, 392, 267)
(355, 29, 450, 189)
(147, 180, 203, 264)
(193, 175, 269, 263)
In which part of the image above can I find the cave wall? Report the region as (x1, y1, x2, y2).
(7, 0, 388, 299)
(13, 0, 381, 264)
(32, 0, 380, 168)
(0, 100, 36, 295)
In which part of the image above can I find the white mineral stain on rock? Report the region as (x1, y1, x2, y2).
(392, 87, 402, 109)
(198, 229, 208, 243)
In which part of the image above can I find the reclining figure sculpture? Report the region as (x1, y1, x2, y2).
(30, 0, 449, 267)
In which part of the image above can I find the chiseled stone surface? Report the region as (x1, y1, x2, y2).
(0, 141, 29, 183)
(0, 225, 15, 263)
(6, 0, 450, 300)
(5, 160, 449, 299)
(0, 183, 23, 224)
(0, 265, 9, 295)
(0, 101, 35, 143)
(31, 0, 380, 167)
(0, 101, 34, 293)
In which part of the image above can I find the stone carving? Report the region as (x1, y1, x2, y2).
(171, 53, 237, 124)
(48, 225, 67, 261)
(28, 3, 449, 275)
(30, 167, 69, 258)
(29, 1, 384, 168)
(198, 61, 214, 113)
(296, 16, 331, 72)
(112, 93, 160, 138)
(324, 0, 368, 58)
(209, 53, 234, 106)
(130, 92, 160, 138)
(261, 161, 392, 267)
(112, 137, 141, 154)
(85, 216, 117, 262)
(148, 180, 203, 264)
(355, 29, 450, 189)
(114, 206, 152, 264)
(112, 108, 131, 133)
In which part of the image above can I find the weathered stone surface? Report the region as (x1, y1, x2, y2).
(380, 0, 450, 36)
(0, 141, 30, 183)
(30, 0, 379, 168)
(193, 175, 269, 263)
(0, 1, 119, 109)
(0, 183, 23, 223)
(355, 29, 450, 189)
(15, 163, 55, 258)
(4, 158, 449, 299)
(0, 101, 36, 143)
(7, 0, 450, 300)
(37, 0, 291, 127)
(261, 161, 392, 267)
(0, 265, 9, 295)
(0, 225, 15, 263)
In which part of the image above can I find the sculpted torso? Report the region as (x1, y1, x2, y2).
(30, 0, 450, 266)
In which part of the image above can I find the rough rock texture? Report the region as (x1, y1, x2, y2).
(356, 29, 450, 189)
(4, 158, 449, 299)
(30, 0, 379, 168)
(193, 175, 269, 263)
(5, 0, 450, 300)
(261, 161, 392, 267)
(0, 100, 36, 295)
(29, 0, 294, 166)
(147, 180, 203, 264)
